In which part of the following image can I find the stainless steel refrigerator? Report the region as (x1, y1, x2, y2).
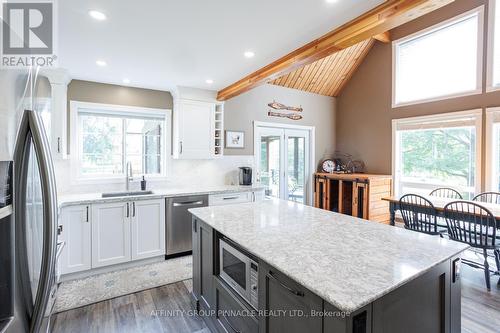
(0, 67, 60, 333)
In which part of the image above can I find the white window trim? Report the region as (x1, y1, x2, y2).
(69, 101, 172, 185)
(253, 121, 316, 205)
(392, 6, 485, 108)
(487, 0, 500, 92)
(485, 107, 500, 191)
(391, 109, 483, 197)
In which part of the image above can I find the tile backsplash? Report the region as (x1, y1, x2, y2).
(54, 155, 254, 195)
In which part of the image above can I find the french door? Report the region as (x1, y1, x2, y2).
(255, 124, 312, 204)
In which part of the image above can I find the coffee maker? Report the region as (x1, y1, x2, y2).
(239, 167, 252, 186)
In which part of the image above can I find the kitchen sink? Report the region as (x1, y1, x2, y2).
(101, 190, 154, 198)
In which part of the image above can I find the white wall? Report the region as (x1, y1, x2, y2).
(54, 155, 254, 194)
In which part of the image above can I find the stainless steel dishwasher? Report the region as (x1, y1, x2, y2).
(166, 195, 208, 258)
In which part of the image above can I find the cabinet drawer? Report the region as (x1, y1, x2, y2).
(209, 192, 251, 206)
(215, 278, 258, 333)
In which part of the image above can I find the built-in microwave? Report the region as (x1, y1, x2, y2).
(219, 239, 258, 309)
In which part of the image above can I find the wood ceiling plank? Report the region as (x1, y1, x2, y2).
(296, 62, 317, 91)
(217, 0, 455, 100)
(331, 39, 375, 96)
(314, 54, 338, 95)
(320, 43, 355, 95)
(308, 56, 332, 94)
(304, 57, 327, 90)
(326, 41, 365, 96)
(324, 43, 359, 96)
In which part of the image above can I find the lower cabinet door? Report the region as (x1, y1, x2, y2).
(259, 263, 323, 333)
(59, 205, 91, 274)
(215, 278, 258, 333)
(91, 201, 131, 268)
(131, 199, 166, 260)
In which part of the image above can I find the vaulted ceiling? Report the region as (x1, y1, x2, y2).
(268, 39, 375, 97)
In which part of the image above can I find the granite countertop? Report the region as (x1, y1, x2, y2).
(189, 199, 469, 313)
(58, 185, 266, 208)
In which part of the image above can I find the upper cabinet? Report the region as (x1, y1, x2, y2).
(172, 87, 224, 160)
(40, 69, 71, 159)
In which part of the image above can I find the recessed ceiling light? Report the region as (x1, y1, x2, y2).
(96, 60, 107, 67)
(89, 10, 107, 21)
(206, 79, 214, 84)
(244, 51, 255, 58)
(123, 78, 130, 84)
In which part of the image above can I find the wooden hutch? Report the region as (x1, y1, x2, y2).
(314, 173, 392, 224)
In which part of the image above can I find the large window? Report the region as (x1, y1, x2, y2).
(393, 7, 483, 106)
(71, 102, 169, 180)
(488, 0, 500, 89)
(393, 110, 482, 199)
(486, 108, 500, 191)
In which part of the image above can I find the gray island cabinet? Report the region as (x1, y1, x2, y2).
(189, 199, 468, 333)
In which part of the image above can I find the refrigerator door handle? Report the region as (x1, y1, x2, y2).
(14, 110, 58, 333)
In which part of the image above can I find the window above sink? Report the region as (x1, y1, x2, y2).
(69, 101, 172, 184)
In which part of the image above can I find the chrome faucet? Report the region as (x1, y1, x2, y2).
(126, 162, 133, 191)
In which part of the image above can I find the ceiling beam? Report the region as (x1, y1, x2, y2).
(216, 0, 454, 101)
(373, 31, 391, 43)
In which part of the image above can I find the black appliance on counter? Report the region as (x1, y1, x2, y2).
(239, 167, 252, 186)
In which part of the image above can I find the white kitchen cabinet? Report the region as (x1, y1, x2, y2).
(253, 189, 265, 201)
(91, 201, 131, 268)
(173, 99, 216, 159)
(209, 190, 264, 206)
(131, 199, 165, 260)
(59, 204, 91, 274)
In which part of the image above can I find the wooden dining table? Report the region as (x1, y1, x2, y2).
(382, 195, 500, 228)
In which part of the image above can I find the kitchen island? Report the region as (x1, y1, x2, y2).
(189, 198, 469, 333)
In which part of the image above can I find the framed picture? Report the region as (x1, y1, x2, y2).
(225, 130, 245, 148)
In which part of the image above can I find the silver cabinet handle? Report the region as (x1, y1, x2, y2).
(173, 201, 204, 207)
(126, 203, 130, 218)
(223, 196, 239, 200)
(179, 141, 183, 154)
(132, 202, 136, 217)
(57, 137, 61, 153)
(268, 270, 304, 297)
(86, 206, 89, 222)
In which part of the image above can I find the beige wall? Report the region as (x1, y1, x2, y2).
(66, 80, 173, 151)
(68, 79, 173, 109)
(336, 0, 500, 190)
(224, 84, 337, 168)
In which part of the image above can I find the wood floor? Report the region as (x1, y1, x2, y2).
(52, 267, 499, 333)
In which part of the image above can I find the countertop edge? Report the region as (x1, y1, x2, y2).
(58, 186, 266, 208)
(189, 208, 469, 313)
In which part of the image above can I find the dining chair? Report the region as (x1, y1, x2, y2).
(473, 192, 500, 204)
(429, 187, 463, 199)
(399, 194, 443, 236)
(444, 201, 500, 290)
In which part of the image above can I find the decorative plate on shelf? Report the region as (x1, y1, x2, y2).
(320, 159, 336, 173)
